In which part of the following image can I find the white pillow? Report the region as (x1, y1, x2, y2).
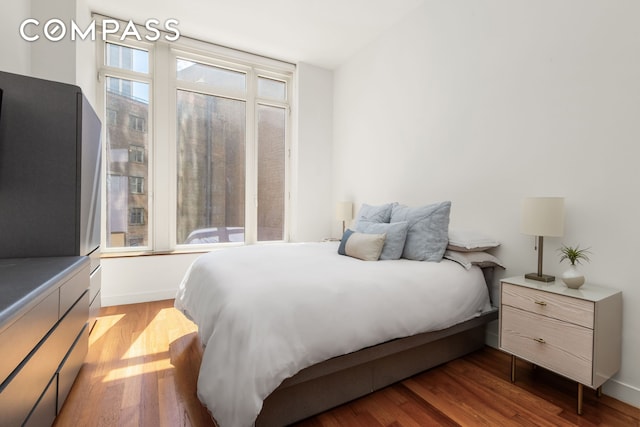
(447, 229, 500, 252)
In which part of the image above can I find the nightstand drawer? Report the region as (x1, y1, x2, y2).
(501, 305, 593, 384)
(502, 283, 594, 328)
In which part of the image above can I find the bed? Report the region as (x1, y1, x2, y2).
(175, 240, 498, 427)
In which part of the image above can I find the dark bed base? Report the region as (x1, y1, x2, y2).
(255, 308, 499, 426)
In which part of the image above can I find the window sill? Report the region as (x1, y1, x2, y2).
(100, 248, 212, 259)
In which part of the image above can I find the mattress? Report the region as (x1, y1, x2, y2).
(175, 242, 492, 427)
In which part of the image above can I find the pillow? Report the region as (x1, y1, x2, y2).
(353, 203, 396, 227)
(443, 250, 505, 270)
(390, 201, 451, 261)
(355, 221, 409, 260)
(448, 229, 500, 252)
(338, 229, 386, 261)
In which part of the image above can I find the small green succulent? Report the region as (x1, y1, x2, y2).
(558, 244, 591, 266)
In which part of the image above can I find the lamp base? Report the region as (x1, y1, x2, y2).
(525, 272, 556, 282)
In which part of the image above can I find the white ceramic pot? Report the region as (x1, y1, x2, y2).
(562, 265, 585, 289)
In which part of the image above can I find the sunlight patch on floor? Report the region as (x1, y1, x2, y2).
(89, 313, 125, 345)
(101, 308, 175, 382)
(102, 357, 172, 382)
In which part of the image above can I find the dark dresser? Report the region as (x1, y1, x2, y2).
(0, 71, 102, 426)
(0, 257, 89, 426)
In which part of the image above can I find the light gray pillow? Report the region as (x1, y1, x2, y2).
(353, 203, 396, 227)
(390, 201, 451, 261)
(355, 221, 409, 260)
(443, 250, 505, 270)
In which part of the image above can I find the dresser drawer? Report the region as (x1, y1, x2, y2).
(501, 305, 593, 385)
(60, 264, 89, 318)
(502, 282, 594, 328)
(0, 289, 59, 386)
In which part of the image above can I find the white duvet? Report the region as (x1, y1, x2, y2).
(174, 242, 492, 427)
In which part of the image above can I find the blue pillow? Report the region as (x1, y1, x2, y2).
(353, 203, 396, 227)
(390, 201, 451, 261)
(355, 221, 409, 260)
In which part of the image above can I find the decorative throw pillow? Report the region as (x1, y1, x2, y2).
(353, 203, 396, 228)
(338, 229, 386, 261)
(447, 229, 500, 252)
(390, 201, 451, 261)
(443, 250, 505, 270)
(355, 221, 409, 260)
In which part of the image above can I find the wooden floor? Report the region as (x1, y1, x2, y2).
(55, 299, 639, 427)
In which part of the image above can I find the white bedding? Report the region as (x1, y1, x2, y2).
(174, 242, 492, 427)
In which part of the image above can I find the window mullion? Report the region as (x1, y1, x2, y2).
(152, 42, 172, 251)
(245, 69, 258, 245)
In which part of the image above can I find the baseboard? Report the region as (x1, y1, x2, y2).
(101, 289, 177, 307)
(603, 378, 640, 409)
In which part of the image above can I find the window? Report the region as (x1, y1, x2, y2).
(128, 236, 144, 246)
(98, 22, 293, 253)
(130, 115, 146, 132)
(129, 207, 145, 225)
(129, 146, 144, 163)
(107, 108, 117, 125)
(176, 90, 246, 244)
(102, 43, 151, 249)
(256, 104, 286, 241)
(129, 176, 144, 194)
(258, 77, 286, 100)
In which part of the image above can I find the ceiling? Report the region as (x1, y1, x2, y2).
(87, 0, 425, 69)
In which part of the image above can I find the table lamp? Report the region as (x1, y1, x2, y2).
(521, 197, 565, 282)
(336, 201, 353, 234)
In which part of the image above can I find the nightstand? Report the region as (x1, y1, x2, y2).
(499, 276, 622, 414)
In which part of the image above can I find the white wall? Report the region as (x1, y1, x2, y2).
(333, 0, 640, 407)
(0, 0, 97, 99)
(30, 0, 97, 98)
(0, 0, 31, 74)
(101, 253, 201, 306)
(74, 0, 98, 105)
(30, 0, 76, 84)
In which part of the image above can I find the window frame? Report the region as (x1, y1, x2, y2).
(98, 35, 154, 253)
(96, 17, 294, 255)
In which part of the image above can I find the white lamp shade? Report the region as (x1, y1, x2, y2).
(336, 201, 353, 222)
(521, 197, 565, 237)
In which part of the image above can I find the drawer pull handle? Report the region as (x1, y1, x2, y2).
(533, 337, 546, 344)
(534, 301, 547, 306)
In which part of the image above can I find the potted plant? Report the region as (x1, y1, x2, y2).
(558, 244, 591, 288)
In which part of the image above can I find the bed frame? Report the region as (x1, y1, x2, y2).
(254, 307, 498, 426)
(251, 267, 499, 426)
